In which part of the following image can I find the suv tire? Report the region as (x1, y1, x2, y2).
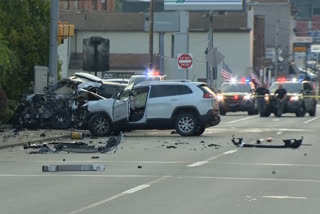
(295, 105, 306, 117)
(193, 126, 206, 136)
(220, 109, 226, 116)
(309, 103, 316, 117)
(88, 114, 112, 136)
(175, 112, 198, 136)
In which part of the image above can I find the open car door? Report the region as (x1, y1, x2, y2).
(112, 83, 133, 122)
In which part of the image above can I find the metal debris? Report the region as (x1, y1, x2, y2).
(42, 164, 105, 172)
(232, 135, 304, 149)
(91, 156, 100, 159)
(25, 132, 123, 154)
(200, 140, 205, 144)
(166, 145, 177, 149)
(138, 165, 142, 169)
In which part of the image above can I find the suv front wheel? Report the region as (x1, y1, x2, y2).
(175, 112, 198, 136)
(88, 114, 112, 136)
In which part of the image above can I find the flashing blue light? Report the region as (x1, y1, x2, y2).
(245, 78, 250, 83)
(298, 78, 304, 83)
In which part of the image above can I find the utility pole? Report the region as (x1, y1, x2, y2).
(207, 11, 214, 89)
(274, 20, 280, 80)
(149, 0, 154, 70)
(48, 0, 59, 88)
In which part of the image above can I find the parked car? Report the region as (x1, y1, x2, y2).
(86, 81, 220, 136)
(262, 80, 317, 117)
(13, 73, 126, 129)
(217, 81, 258, 115)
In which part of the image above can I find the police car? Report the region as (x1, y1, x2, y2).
(262, 79, 317, 117)
(217, 79, 258, 115)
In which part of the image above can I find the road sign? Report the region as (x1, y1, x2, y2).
(206, 48, 224, 67)
(178, 53, 192, 69)
(164, 0, 244, 11)
(311, 44, 320, 53)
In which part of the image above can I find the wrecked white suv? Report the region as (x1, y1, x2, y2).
(86, 81, 220, 137)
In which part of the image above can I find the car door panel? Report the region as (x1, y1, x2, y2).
(113, 99, 129, 122)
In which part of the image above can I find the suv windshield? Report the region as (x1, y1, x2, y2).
(269, 83, 302, 93)
(220, 83, 252, 93)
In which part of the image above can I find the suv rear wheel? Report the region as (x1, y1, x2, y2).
(175, 112, 197, 136)
(88, 114, 112, 136)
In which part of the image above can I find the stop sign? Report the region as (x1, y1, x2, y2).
(178, 53, 193, 69)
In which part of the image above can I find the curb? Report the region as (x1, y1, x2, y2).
(0, 134, 70, 150)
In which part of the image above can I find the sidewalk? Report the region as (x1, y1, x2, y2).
(0, 126, 72, 149)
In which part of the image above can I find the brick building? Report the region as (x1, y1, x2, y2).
(59, 0, 116, 11)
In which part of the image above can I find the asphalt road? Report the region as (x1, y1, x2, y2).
(0, 109, 320, 214)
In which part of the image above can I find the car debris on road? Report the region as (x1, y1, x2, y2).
(24, 132, 123, 154)
(231, 135, 304, 149)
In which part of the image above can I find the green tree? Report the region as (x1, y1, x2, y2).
(0, 0, 50, 99)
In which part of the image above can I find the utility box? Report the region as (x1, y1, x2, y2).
(34, 66, 48, 93)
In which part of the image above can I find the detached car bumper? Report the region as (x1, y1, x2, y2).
(199, 110, 220, 127)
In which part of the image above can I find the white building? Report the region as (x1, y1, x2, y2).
(59, 11, 255, 88)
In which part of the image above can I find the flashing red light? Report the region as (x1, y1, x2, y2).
(240, 77, 246, 84)
(233, 95, 239, 100)
(277, 77, 287, 82)
(153, 71, 160, 76)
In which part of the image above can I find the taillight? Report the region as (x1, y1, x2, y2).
(203, 93, 213, 98)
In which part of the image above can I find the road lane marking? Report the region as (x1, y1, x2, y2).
(68, 176, 170, 214)
(31, 161, 188, 164)
(0, 174, 157, 178)
(122, 184, 150, 194)
(273, 119, 280, 122)
(223, 149, 238, 155)
(183, 176, 320, 183)
(187, 161, 208, 167)
(277, 132, 282, 135)
(227, 116, 258, 124)
(187, 150, 238, 167)
(262, 196, 307, 200)
(304, 116, 320, 124)
(220, 163, 320, 167)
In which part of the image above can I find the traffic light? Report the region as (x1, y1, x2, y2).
(58, 21, 74, 45)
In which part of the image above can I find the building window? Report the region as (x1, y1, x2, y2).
(93, 0, 98, 10)
(101, 0, 107, 10)
(171, 35, 174, 57)
(313, 8, 320, 15)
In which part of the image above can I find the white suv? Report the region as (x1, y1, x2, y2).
(86, 81, 220, 136)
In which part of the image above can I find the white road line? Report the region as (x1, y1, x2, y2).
(221, 163, 320, 167)
(0, 174, 157, 178)
(187, 149, 239, 168)
(31, 161, 188, 164)
(183, 176, 320, 183)
(223, 149, 238, 155)
(273, 119, 281, 122)
(277, 132, 282, 135)
(227, 116, 258, 124)
(68, 176, 169, 214)
(262, 196, 307, 200)
(122, 184, 150, 194)
(187, 161, 208, 167)
(304, 116, 320, 124)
